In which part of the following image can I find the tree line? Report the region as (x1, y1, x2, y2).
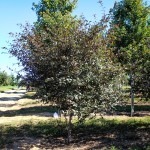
(0, 71, 17, 86)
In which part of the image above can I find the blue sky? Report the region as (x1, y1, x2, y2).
(0, 0, 149, 75)
(0, 0, 39, 74)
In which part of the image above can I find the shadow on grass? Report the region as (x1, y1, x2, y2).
(0, 105, 58, 117)
(21, 92, 37, 99)
(4, 91, 25, 94)
(1, 104, 149, 117)
(0, 118, 149, 149)
(0, 91, 26, 101)
(115, 104, 150, 113)
(0, 97, 22, 101)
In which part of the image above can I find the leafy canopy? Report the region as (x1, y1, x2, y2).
(109, 0, 150, 100)
(8, 0, 127, 121)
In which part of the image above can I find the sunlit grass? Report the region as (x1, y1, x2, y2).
(0, 85, 18, 92)
(22, 91, 36, 99)
(0, 116, 149, 132)
(18, 98, 38, 106)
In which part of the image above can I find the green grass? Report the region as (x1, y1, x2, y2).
(110, 146, 150, 150)
(115, 104, 150, 112)
(122, 85, 150, 102)
(0, 117, 149, 149)
(0, 84, 149, 149)
(0, 85, 17, 92)
(18, 99, 39, 106)
(21, 91, 36, 99)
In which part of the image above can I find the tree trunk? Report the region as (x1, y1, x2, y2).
(130, 66, 135, 117)
(67, 112, 73, 144)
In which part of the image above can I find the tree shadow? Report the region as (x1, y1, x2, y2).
(0, 97, 22, 101)
(115, 104, 150, 113)
(0, 90, 26, 101)
(0, 118, 149, 149)
(0, 103, 16, 107)
(4, 91, 26, 94)
(0, 105, 58, 117)
(72, 119, 150, 150)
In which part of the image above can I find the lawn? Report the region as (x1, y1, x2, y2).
(0, 85, 17, 92)
(0, 116, 149, 149)
(0, 89, 149, 149)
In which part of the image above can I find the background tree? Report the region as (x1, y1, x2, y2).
(0, 71, 8, 86)
(32, 0, 77, 23)
(109, 0, 150, 116)
(0, 71, 16, 86)
(9, 74, 16, 86)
